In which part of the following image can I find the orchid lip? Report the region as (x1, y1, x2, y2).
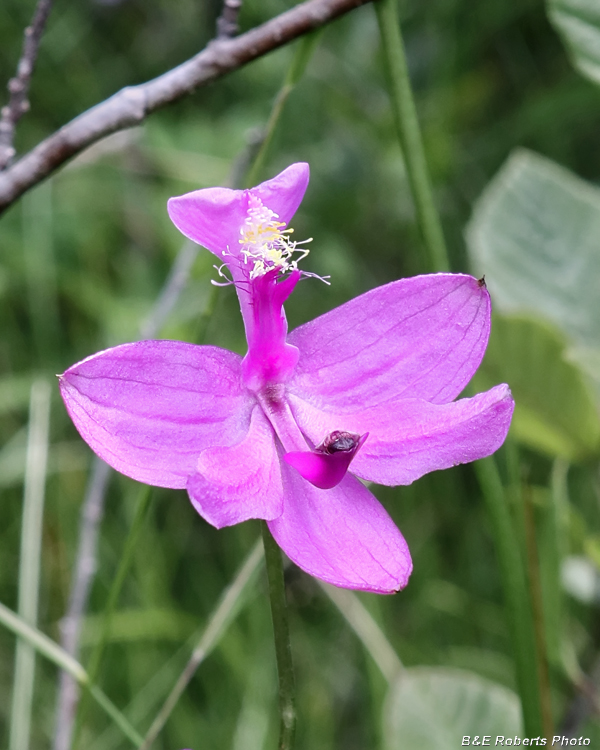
(283, 431, 369, 490)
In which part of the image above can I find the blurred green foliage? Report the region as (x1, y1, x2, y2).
(1, 0, 600, 747)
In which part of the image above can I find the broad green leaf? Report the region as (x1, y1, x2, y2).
(472, 314, 600, 461)
(567, 345, 600, 399)
(467, 149, 600, 351)
(383, 667, 522, 750)
(549, 0, 600, 85)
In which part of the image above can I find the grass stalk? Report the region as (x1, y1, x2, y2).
(245, 30, 322, 188)
(9, 380, 51, 750)
(318, 582, 402, 683)
(139, 539, 264, 749)
(375, 0, 450, 273)
(522, 483, 554, 738)
(474, 456, 544, 736)
(72, 485, 153, 748)
(0, 600, 142, 746)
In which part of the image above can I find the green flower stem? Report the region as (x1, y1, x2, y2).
(261, 522, 296, 750)
(473, 456, 544, 737)
(244, 30, 322, 189)
(0, 600, 142, 746)
(74, 484, 153, 748)
(375, 0, 450, 273)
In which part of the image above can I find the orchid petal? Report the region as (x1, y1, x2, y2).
(288, 274, 490, 407)
(168, 187, 247, 258)
(187, 406, 283, 529)
(288, 384, 514, 486)
(59, 341, 252, 489)
(268, 464, 412, 593)
(167, 163, 310, 261)
(251, 162, 310, 225)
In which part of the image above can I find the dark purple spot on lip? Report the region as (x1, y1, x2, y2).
(317, 430, 361, 455)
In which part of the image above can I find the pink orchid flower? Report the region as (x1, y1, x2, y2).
(59, 163, 514, 594)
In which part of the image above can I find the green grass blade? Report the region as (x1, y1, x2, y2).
(473, 455, 544, 736)
(245, 30, 322, 188)
(9, 380, 51, 750)
(73, 485, 153, 747)
(375, 0, 449, 273)
(318, 581, 402, 683)
(0, 601, 141, 745)
(139, 538, 264, 750)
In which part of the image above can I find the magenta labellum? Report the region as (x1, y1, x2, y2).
(59, 163, 514, 594)
(283, 431, 368, 490)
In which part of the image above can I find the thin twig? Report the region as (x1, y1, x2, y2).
(216, 0, 243, 40)
(53, 458, 112, 750)
(0, 0, 372, 216)
(52, 238, 209, 750)
(70, 485, 153, 748)
(138, 240, 199, 340)
(0, 0, 54, 170)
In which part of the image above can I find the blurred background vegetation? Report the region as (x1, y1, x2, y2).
(1, 0, 600, 747)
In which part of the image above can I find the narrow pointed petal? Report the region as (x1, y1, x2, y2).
(268, 466, 412, 593)
(288, 384, 514, 486)
(59, 341, 252, 489)
(167, 163, 310, 261)
(288, 274, 490, 407)
(251, 162, 310, 225)
(187, 407, 283, 529)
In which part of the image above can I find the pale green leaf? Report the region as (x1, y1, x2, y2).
(383, 667, 522, 750)
(472, 314, 600, 461)
(549, 0, 600, 85)
(467, 149, 600, 351)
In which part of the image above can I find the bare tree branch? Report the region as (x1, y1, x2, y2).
(54, 458, 111, 750)
(0, 0, 371, 217)
(0, 0, 54, 170)
(216, 0, 243, 40)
